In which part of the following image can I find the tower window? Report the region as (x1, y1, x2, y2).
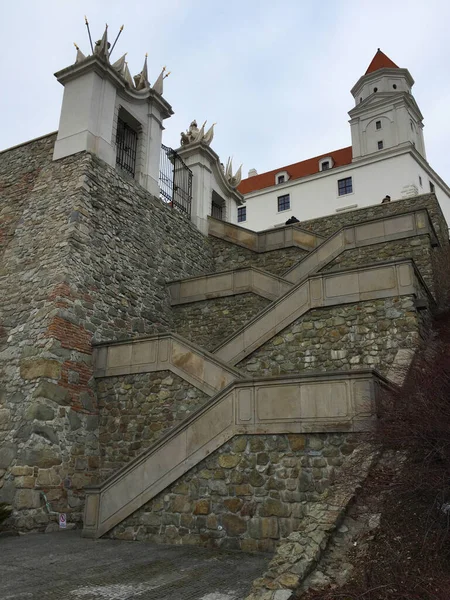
(393, 84, 397, 89)
(377, 141, 384, 150)
(410, 120, 414, 131)
(237, 206, 247, 223)
(430, 182, 435, 193)
(338, 177, 353, 196)
(116, 116, 138, 177)
(419, 176, 423, 187)
(376, 120, 382, 130)
(277, 175, 285, 184)
(373, 87, 378, 93)
(360, 97, 363, 103)
(277, 194, 290, 212)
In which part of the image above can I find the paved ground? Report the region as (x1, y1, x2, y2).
(1, 532, 269, 600)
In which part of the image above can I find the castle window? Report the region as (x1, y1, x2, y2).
(419, 176, 423, 187)
(373, 87, 378, 93)
(376, 120, 382, 130)
(237, 206, 247, 223)
(410, 120, 414, 131)
(377, 141, 384, 150)
(338, 177, 353, 196)
(277, 175, 285, 184)
(277, 194, 290, 212)
(321, 161, 330, 171)
(430, 182, 435, 193)
(116, 113, 138, 177)
(393, 84, 397, 89)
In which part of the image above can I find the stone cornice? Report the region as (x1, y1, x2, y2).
(54, 55, 173, 120)
(351, 67, 414, 97)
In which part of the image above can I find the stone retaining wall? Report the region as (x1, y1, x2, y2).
(321, 235, 434, 294)
(238, 296, 420, 377)
(109, 432, 357, 553)
(301, 193, 448, 246)
(210, 237, 308, 277)
(97, 371, 208, 479)
(0, 142, 214, 530)
(172, 293, 270, 352)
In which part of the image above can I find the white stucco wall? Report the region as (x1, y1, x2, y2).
(237, 152, 450, 231)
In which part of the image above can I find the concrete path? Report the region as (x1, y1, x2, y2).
(1, 532, 269, 600)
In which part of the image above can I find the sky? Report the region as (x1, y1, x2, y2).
(1, 0, 450, 183)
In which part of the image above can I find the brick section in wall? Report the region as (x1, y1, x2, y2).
(109, 433, 358, 553)
(321, 235, 435, 295)
(172, 293, 271, 352)
(238, 296, 420, 377)
(209, 237, 308, 277)
(97, 371, 209, 479)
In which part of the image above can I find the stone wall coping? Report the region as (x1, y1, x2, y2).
(0, 131, 57, 156)
(214, 259, 429, 365)
(168, 266, 293, 304)
(92, 332, 243, 397)
(208, 216, 325, 253)
(82, 369, 390, 538)
(283, 207, 438, 283)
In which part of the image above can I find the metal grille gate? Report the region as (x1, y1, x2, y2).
(116, 117, 138, 177)
(159, 144, 193, 217)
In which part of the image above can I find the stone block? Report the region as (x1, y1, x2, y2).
(10, 466, 33, 477)
(25, 403, 55, 421)
(36, 469, 61, 487)
(14, 489, 41, 509)
(235, 484, 251, 496)
(32, 425, 59, 445)
(33, 381, 69, 405)
(218, 454, 240, 468)
(171, 495, 192, 513)
(222, 513, 247, 537)
(248, 517, 279, 539)
(232, 437, 248, 453)
(14, 476, 36, 489)
(260, 498, 290, 518)
(20, 359, 61, 380)
(193, 499, 210, 515)
(0, 409, 11, 430)
(223, 498, 242, 513)
(0, 444, 17, 468)
(68, 410, 82, 430)
(18, 448, 61, 468)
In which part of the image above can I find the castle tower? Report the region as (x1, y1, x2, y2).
(53, 26, 173, 196)
(349, 49, 426, 161)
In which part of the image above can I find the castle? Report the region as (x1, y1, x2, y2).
(0, 24, 448, 599)
(236, 49, 450, 232)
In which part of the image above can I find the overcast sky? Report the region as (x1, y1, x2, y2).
(2, 0, 449, 183)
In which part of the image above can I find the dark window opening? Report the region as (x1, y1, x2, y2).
(338, 177, 353, 196)
(116, 116, 138, 177)
(373, 87, 378, 93)
(212, 201, 223, 220)
(277, 175, 285, 184)
(360, 97, 363, 103)
(321, 161, 330, 171)
(237, 206, 246, 222)
(277, 194, 290, 212)
(376, 120, 382, 130)
(377, 140, 384, 150)
(430, 182, 435, 193)
(393, 84, 397, 89)
(419, 176, 423, 187)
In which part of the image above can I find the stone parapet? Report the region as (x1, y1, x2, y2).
(168, 268, 293, 304)
(82, 369, 389, 539)
(214, 260, 429, 365)
(93, 333, 242, 397)
(208, 217, 324, 252)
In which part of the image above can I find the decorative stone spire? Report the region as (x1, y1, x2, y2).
(134, 54, 150, 90)
(74, 43, 86, 64)
(94, 24, 109, 60)
(203, 123, 215, 146)
(225, 157, 242, 187)
(112, 53, 127, 73)
(152, 66, 170, 95)
(123, 62, 135, 88)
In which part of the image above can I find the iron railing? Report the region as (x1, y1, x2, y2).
(159, 144, 193, 218)
(116, 117, 138, 177)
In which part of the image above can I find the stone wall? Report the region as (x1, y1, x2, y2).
(172, 294, 271, 352)
(301, 193, 448, 246)
(238, 296, 420, 378)
(321, 236, 435, 294)
(109, 432, 357, 553)
(0, 141, 214, 529)
(97, 371, 208, 479)
(209, 237, 308, 277)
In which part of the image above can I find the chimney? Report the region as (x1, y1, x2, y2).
(248, 168, 258, 178)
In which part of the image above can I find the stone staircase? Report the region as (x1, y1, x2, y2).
(82, 207, 437, 544)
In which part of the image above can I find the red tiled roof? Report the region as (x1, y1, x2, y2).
(365, 49, 399, 74)
(238, 146, 353, 195)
